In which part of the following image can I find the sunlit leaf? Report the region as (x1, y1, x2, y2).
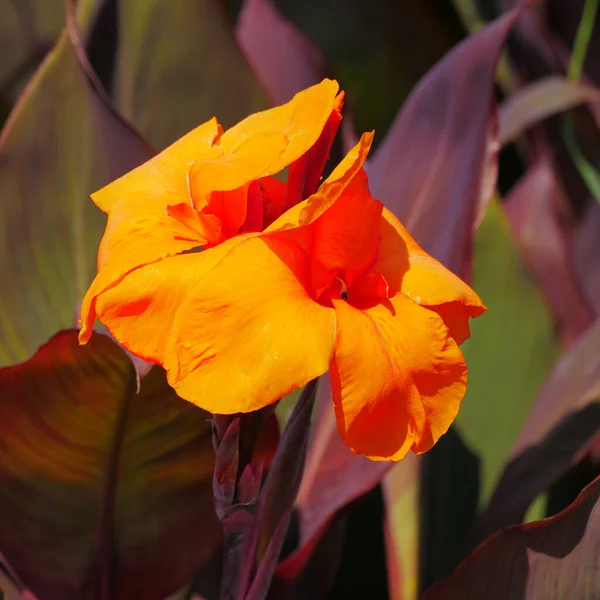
(0, 330, 221, 600)
(115, 0, 269, 150)
(498, 75, 600, 146)
(424, 475, 600, 600)
(472, 317, 600, 545)
(421, 199, 560, 587)
(0, 30, 152, 367)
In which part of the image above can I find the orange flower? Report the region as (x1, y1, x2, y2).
(158, 142, 485, 461)
(80, 80, 486, 461)
(79, 80, 343, 360)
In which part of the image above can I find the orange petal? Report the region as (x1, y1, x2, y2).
(92, 234, 257, 363)
(219, 79, 340, 176)
(375, 208, 486, 345)
(79, 194, 211, 344)
(309, 171, 383, 294)
(330, 292, 467, 461)
(265, 132, 374, 233)
(164, 235, 336, 413)
(188, 132, 288, 202)
(92, 118, 222, 213)
(286, 91, 345, 209)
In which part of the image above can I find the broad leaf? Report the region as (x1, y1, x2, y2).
(473, 317, 600, 545)
(0, 29, 152, 367)
(0, 330, 221, 600)
(504, 156, 595, 346)
(0, 0, 64, 106)
(420, 199, 559, 588)
(424, 475, 600, 600)
(115, 0, 269, 150)
(236, 0, 328, 105)
(369, 6, 525, 275)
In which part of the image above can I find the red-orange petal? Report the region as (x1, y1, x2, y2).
(92, 118, 222, 213)
(285, 91, 345, 209)
(164, 235, 336, 413)
(265, 131, 374, 233)
(309, 170, 383, 295)
(330, 292, 467, 461)
(375, 208, 486, 345)
(91, 233, 258, 363)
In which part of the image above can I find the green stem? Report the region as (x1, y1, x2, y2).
(568, 0, 600, 81)
(564, 0, 600, 204)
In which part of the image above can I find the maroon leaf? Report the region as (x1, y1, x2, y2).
(368, 5, 527, 276)
(236, 0, 328, 105)
(504, 155, 596, 346)
(424, 475, 600, 599)
(471, 318, 600, 546)
(0, 331, 221, 600)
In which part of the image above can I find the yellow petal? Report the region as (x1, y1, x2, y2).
(164, 236, 336, 413)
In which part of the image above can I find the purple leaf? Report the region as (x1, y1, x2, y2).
(424, 475, 600, 599)
(236, 0, 328, 104)
(368, 6, 527, 276)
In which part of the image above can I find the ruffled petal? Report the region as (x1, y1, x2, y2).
(79, 193, 213, 343)
(330, 292, 467, 461)
(265, 132, 374, 232)
(90, 234, 257, 362)
(188, 132, 288, 202)
(286, 91, 345, 209)
(92, 118, 222, 213)
(309, 170, 383, 294)
(164, 236, 336, 413)
(375, 208, 486, 344)
(219, 79, 340, 175)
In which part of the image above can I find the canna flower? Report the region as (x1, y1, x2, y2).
(80, 80, 486, 461)
(79, 80, 343, 358)
(160, 144, 485, 461)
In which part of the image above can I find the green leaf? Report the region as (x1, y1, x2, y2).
(0, 330, 221, 600)
(420, 199, 560, 588)
(0, 0, 65, 103)
(0, 30, 152, 366)
(114, 0, 269, 150)
(457, 199, 560, 505)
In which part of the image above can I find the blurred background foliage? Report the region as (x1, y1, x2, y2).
(1, 0, 600, 599)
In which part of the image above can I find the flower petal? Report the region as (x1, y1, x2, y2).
(219, 79, 340, 175)
(79, 194, 212, 343)
(164, 236, 336, 413)
(376, 208, 486, 344)
(330, 293, 467, 461)
(286, 91, 345, 209)
(91, 234, 257, 362)
(266, 131, 374, 232)
(309, 170, 383, 294)
(188, 132, 289, 201)
(92, 118, 222, 213)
